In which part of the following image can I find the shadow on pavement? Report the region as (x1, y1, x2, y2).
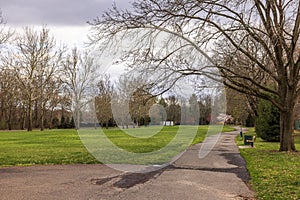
(169, 152, 250, 182)
(92, 167, 166, 189)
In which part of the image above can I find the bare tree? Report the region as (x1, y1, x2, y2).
(47, 86, 64, 129)
(63, 47, 98, 129)
(0, 13, 15, 130)
(0, 68, 19, 130)
(198, 94, 212, 125)
(90, 0, 300, 151)
(7, 27, 60, 131)
(226, 88, 253, 125)
(129, 85, 155, 127)
(39, 75, 64, 131)
(95, 75, 114, 128)
(112, 75, 155, 128)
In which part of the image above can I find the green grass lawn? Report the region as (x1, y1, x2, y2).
(0, 129, 99, 166)
(237, 128, 300, 200)
(0, 125, 234, 167)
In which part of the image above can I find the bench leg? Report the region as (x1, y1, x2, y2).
(250, 142, 254, 147)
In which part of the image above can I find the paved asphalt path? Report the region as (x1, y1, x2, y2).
(0, 129, 255, 200)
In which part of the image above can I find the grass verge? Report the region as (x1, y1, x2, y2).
(237, 128, 300, 200)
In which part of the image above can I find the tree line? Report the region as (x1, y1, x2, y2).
(94, 75, 216, 129)
(0, 24, 219, 130)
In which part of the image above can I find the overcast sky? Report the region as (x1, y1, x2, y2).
(0, 0, 131, 45)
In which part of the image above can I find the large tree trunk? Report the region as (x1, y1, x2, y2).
(279, 86, 296, 151)
(280, 109, 296, 151)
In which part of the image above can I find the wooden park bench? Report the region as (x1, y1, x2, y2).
(246, 135, 256, 147)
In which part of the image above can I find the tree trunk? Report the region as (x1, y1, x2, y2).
(280, 109, 296, 151)
(76, 108, 80, 130)
(40, 107, 44, 131)
(20, 108, 26, 130)
(8, 107, 12, 130)
(49, 108, 54, 130)
(27, 99, 33, 131)
(40, 96, 45, 131)
(34, 100, 39, 128)
(278, 82, 297, 152)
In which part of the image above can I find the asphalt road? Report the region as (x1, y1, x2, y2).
(0, 129, 255, 200)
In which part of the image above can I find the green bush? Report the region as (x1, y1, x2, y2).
(245, 114, 255, 127)
(256, 99, 280, 142)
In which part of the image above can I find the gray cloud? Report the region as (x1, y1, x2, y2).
(0, 0, 131, 26)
